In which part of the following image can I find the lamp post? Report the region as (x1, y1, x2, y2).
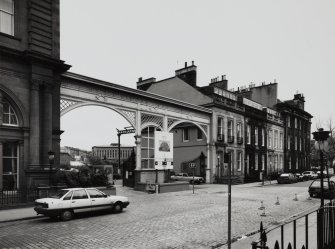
(48, 151, 55, 187)
(215, 141, 231, 249)
(313, 128, 330, 208)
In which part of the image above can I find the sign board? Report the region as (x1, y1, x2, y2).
(154, 131, 173, 170)
(189, 162, 196, 168)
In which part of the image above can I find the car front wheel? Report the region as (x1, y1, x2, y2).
(113, 202, 123, 213)
(60, 210, 73, 221)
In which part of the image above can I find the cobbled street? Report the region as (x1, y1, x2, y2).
(0, 181, 320, 249)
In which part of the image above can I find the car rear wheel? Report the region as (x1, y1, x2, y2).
(60, 210, 73, 221)
(113, 202, 123, 213)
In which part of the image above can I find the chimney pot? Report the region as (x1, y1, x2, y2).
(185, 62, 187, 68)
(192, 61, 194, 66)
(138, 77, 142, 82)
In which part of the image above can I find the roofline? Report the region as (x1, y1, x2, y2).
(62, 72, 212, 114)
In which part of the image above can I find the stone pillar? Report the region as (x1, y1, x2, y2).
(42, 85, 53, 166)
(29, 81, 41, 166)
(18, 141, 24, 189)
(163, 115, 168, 132)
(0, 142, 3, 189)
(206, 130, 211, 184)
(135, 110, 141, 170)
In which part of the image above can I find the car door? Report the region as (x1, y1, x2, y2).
(70, 189, 92, 213)
(86, 189, 111, 212)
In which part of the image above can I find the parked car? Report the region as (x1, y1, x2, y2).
(171, 173, 205, 184)
(294, 173, 307, 182)
(308, 179, 335, 198)
(302, 171, 318, 180)
(277, 173, 298, 184)
(316, 171, 328, 178)
(34, 188, 129, 221)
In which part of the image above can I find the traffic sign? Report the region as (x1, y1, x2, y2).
(189, 162, 196, 168)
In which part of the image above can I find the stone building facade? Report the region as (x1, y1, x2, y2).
(0, 0, 70, 189)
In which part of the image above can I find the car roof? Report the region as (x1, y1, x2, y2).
(61, 188, 98, 191)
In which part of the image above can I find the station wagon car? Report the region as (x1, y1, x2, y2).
(34, 188, 129, 221)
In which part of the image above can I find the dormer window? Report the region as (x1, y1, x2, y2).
(3, 99, 18, 126)
(0, 0, 14, 36)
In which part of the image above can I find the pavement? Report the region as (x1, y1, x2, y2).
(0, 180, 321, 249)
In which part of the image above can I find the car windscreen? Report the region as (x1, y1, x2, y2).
(50, 189, 70, 199)
(311, 181, 331, 188)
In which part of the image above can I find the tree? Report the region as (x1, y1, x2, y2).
(86, 154, 103, 165)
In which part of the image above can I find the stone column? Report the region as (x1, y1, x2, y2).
(135, 110, 142, 170)
(163, 115, 168, 132)
(18, 141, 24, 189)
(42, 85, 53, 166)
(29, 81, 41, 166)
(206, 127, 211, 183)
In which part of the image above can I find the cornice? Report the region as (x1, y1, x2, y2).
(62, 72, 212, 115)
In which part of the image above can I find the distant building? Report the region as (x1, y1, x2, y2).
(92, 143, 135, 166)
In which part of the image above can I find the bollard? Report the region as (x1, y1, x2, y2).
(258, 200, 265, 210)
(260, 207, 266, 217)
(275, 196, 280, 205)
(155, 184, 159, 195)
(293, 193, 298, 201)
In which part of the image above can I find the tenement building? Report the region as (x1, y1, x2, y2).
(0, 0, 70, 189)
(140, 62, 312, 182)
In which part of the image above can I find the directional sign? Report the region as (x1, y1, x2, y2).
(189, 162, 196, 168)
(117, 128, 135, 135)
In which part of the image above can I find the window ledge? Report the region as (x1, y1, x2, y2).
(0, 32, 21, 41)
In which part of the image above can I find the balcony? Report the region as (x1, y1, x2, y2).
(228, 136, 234, 143)
(237, 137, 243, 144)
(217, 134, 225, 142)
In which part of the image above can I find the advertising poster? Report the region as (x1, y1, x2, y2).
(154, 131, 173, 169)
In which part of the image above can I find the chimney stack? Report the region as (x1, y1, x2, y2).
(137, 77, 156, 91)
(175, 61, 197, 87)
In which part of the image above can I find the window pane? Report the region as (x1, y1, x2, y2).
(0, 12, 13, 35)
(3, 158, 17, 173)
(3, 114, 9, 124)
(0, 0, 13, 13)
(3, 142, 17, 156)
(87, 189, 104, 198)
(10, 114, 17, 124)
(72, 190, 88, 199)
(3, 175, 16, 190)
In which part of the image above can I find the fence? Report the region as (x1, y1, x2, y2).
(317, 201, 335, 249)
(0, 189, 39, 207)
(251, 201, 335, 249)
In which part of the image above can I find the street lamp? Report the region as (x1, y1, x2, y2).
(215, 141, 231, 249)
(48, 151, 55, 186)
(313, 128, 330, 208)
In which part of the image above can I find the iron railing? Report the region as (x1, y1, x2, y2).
(251, 205, 321, 249)
(317, 201, 335, 249)
(252, 201, 335, 249)
(0, 189, 39, 207)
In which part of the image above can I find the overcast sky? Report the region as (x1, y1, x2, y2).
(60, 0, 335, 151)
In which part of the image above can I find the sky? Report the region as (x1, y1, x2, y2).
(59, 0, 335, 151)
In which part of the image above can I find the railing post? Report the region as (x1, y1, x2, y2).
(305, 214, 308, 249)
(251, 241, 257, 249)
(281, 225, 284, 249)
(293, 220, 296, 249)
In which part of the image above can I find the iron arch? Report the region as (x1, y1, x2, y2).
(60, 102, 135, 128)
(168, 120, 208, 139)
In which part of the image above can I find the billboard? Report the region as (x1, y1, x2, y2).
(154, 131, 173, 170)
